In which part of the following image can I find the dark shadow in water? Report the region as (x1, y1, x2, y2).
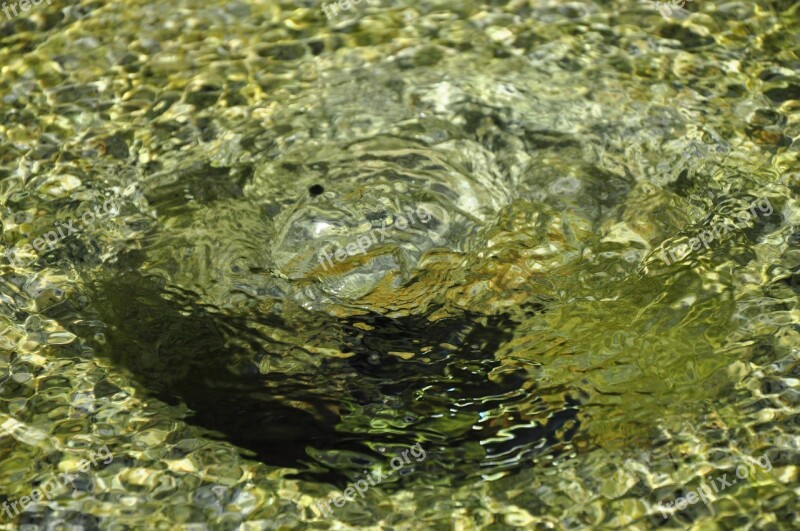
(79, 272, 580, 486)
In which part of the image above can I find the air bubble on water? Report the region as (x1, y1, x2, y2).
(12, 371, 31, 383)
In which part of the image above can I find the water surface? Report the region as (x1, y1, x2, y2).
(0, 0, 798, 528)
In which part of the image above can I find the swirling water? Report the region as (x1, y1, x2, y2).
(0, 0, 799, 529)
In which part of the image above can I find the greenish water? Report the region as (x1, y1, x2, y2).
(1, 0, 799, 529)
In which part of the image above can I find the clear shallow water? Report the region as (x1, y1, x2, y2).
(0, 0, 799, 528)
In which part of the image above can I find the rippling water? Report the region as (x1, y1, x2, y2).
(1, 0, 799, 528)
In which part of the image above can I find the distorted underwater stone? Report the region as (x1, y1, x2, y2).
(79, 270, 581, 487)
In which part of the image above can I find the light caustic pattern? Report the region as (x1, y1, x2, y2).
(0, 0, 797, 529)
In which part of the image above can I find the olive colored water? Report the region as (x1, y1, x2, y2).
(1, 0, 799, 529)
